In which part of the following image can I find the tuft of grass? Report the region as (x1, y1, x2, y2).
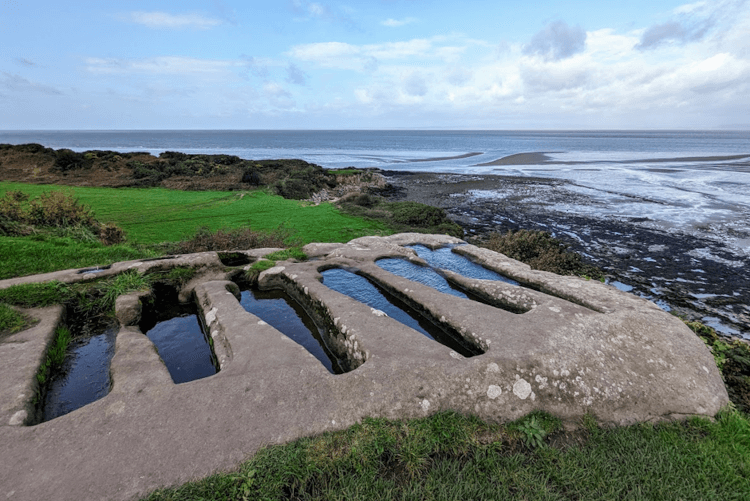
(35, 325, 72, 386)
(165, 267, 197, 286)
(264, 247, 307, 262)
(142, 409, 750, 501)
(507, 411, 561, 449)
(244, 259, 277, 284)
(0, 303, 27, 334)
(100, 270, 151, 310)
(0, 281, 72, 307)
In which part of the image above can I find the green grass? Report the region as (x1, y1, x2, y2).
(264, 247, 307, 262)
(99, 269, 151, 310)
(0, 235, 154, 279)
(143, 409, 750, 501)
(0, 280, 72, 307)
(0, 182, 392, 279)
(0, 303, 26, 334)
(0, 182, 392, 245)
(35, 325, 72, 386)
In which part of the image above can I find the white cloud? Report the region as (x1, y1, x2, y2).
(1, 72, 62, 95)
(286, 63, 308, 85)
(403, 72, 428, 96)
(382, 17, 417, 27)
(289, 37, 469, 70)
(85, 57, 240, 75)
(126, 11, 222, 30)
(524, 21, 587, 61)
(674, 1, 708, 14)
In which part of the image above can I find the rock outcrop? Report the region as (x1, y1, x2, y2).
(0, 234, 728, 501)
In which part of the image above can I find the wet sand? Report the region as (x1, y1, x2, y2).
(476, 151, 750, 167)
(401, 152, 483, 163)
(380, 170, 750, 340)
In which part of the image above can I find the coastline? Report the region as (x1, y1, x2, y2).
(380, 169, 750, 340)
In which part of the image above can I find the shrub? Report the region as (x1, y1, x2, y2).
(172, 226, 299, 254)
(390, 202, 449, 227)
(275, 178, 311, 200)
(53, 149, 92, 172)
(0, 190, 29, 221)
(0, 190, 125, 245)
(347, 193, 377, 208)
(27, 190, 97, 229)
(241, 169, 262, 186)
(483, 229, 604, 279)
(99, 223, 125, 246)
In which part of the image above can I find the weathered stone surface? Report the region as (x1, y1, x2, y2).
(114, 293, 144, 326)
(0, 306, 62, 427)
(0, 234, 728, 501)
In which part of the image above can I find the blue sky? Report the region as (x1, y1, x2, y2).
(1, 0, 749, 129)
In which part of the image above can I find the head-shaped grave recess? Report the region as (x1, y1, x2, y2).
(138, 282, 218, 384)
(0, 233, 729, 501)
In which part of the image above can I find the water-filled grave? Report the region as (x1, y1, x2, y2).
(40, 324, 117, 423)
(320, 268, 480, 357)
(239, 288, 345, 374)
(406, 244, 519, 285)
(139, 284, 218, 384)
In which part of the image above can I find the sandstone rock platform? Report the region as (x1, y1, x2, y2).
(0, 234, 728, 500)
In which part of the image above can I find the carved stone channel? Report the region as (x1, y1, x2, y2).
(0, 234, 728, 501)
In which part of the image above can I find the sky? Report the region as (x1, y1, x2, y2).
(1, 0, 749, 130)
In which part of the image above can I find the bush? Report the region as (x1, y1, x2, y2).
(275, 178, 311, 200)
(99, 223, 125, 246)
(482, 230, 603, 279)
(0, 189, 125, 245)
(27, 190, 97, 229)
(53, 149, 93, 172)
(241, 169, 262, 186)
(390, 202, 449, 227)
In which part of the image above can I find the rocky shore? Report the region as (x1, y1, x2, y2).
(381, 170, 750, 341)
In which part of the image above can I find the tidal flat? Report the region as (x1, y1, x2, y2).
(383, 170, 750, 340)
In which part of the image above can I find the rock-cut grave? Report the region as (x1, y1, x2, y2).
(0, 233, 728, 501)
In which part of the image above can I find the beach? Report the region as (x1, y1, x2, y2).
(382, 170, 750, 340)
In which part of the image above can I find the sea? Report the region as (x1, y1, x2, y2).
(2, 129, 749, 245)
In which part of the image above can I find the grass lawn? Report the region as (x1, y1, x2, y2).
(0, 181, 392, 245)
(144, 409, 750, 501)
(0, 182, 392, 278)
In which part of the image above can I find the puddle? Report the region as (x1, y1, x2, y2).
(239, 288, 345, 374)
(139, 284, 218, 384)
(77, 265, 112, 275)
(609, 280, 634, 292)
(406, 244, 519, 285)
(41, 325, 117, 422)
(321, 268, 480, 357)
